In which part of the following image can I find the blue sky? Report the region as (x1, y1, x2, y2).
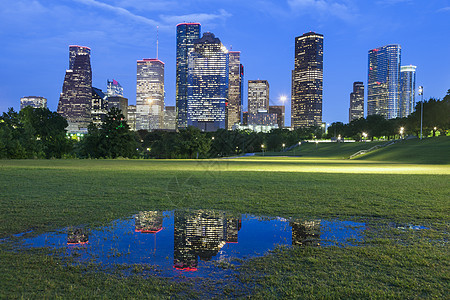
(1, 0, 449, 126)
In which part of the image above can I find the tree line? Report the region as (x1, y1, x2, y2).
(1, 91, 448, 159)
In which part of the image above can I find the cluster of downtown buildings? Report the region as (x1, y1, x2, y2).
(19, 23, 417, 135)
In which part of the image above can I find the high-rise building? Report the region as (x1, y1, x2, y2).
(187, 32, 229, 132)
(176, 23, 201, 129)
(269, 105, 285, 128)
(349, 82, 365, 122)
(163, 106, 176, 130)
(127, 105, 136, 131)
(248, 80, 269, 115)
(227, 52, 244, 130)
(91, 87, 108, 126)
(367, 45, 401, 119)
(106, 79, 124, 97)
(108, 96, 128, 117)
(400, 65, 416, 118)
(136, 58, 165, 131)
(20, 96, 47, 110)
(57, 45, 92, 129)
(291, 32, 323, 129)
(247, 110, 277, 127)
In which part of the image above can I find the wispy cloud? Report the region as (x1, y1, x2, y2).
(437, 6, 450, 12)
(74, 0, 159, 26)
(376, 0, 412, 5)
(287, 0, 355, 21)
(159, 9, 232, 25)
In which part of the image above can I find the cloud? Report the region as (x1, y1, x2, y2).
(376, 0, 411, 5)
(159, 9, 232, 25)
(74, 0, 159, 26)
(287, 0, 355, 21)
(437, 7, 450, 12)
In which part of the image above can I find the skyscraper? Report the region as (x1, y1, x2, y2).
(20, 96, 47, 110)
(91, 87, 108, 126)
(400, 65, 416, 118)
(136, 58, 165, 130)
(367, 44, 401, 119)
(57, 45, 92, 129)
(127, 105, 136, 131)
(269, 105, 285, 128)
(227, 51, 244, 130)
(187, 32, 229, 132)
(291, 32, 323, 129)
(248, 80, 269, 115)
(349, 82, 365, 122)
(106, 79, 124, 97)
(176, 23, 201, 129)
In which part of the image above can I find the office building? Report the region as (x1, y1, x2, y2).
(106, 79, 124, 97)
(187, 32, 229, 132)
(176, 23, 201, 129)
(91, 87, 108, 126)
(248, 80, 269, 115)
(108, 96, 128, 117)
(136, 58, 165, 130)
(349, 82, 364, 122)
(127, 105, 136, 131)
(20, 96, 47, 110)
(368, 44, 401, 119)
(163, 106, 176, 130)
(291, 32, 323, 129)
(227, 51, 244, 130)
(269, 105, 285, 128)
(57, 45, 92, 129)
(400, 65, 416, 118)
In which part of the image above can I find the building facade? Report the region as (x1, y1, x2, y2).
(400, 65, 416, 118)
(187, 32, 229, 132)
(291, 32, 323, 129)
(367, 44, 401, 119)
(127, 105, 136, 131)
(269, 105, 285, 128)
(247, 110, 278, 127)
(106, 79, 124, 97)
(108, 96, 128, 117)
(163, 106, 176, 130)
(176, 23, 201, 129)
(20, 96, 47, 110)
(349, 82, 364, 122)
(57, 45, 92, 129)
(248, 80, 269, 115)
(227, 51, 244, 130)
(136, 59, 165, 130)
(91, 87, 108, 126)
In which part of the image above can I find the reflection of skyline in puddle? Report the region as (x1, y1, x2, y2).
(17, 210, 366, 278)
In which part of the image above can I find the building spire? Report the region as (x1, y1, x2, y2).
(156, 25, 159, 59)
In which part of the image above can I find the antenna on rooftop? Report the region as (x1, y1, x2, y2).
(156, 25, 159, 59)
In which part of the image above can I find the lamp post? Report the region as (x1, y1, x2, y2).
(261, 144, 265, 156)
(400, 127, 404, 139)
(362, 132, 367, 142)
(282, 143, 285, 152)
(418, 86, 423, 140)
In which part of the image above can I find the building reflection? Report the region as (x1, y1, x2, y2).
(135, 211, 164, 233)
(67, 228, 88, 245)
(290, 220, 321, 246)
(174, 210, 241, 271)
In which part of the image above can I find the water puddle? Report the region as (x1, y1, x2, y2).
(2, 210, 371, 278)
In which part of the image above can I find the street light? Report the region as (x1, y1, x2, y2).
(282, 143, 285, 151)
(400, 127, 404, 139)
(261, 144, 265, 156)
(362, 132, 367, 141)
(418, 86, 423, 140)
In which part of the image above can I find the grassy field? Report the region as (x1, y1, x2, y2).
(0, 137, 448, 298)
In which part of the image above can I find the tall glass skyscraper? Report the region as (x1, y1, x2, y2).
(176, 23, 201, 129)
(136, 59, 165, 130)
(291, 32, 323, 129)
(367, 45, 401, 119)
(227, 51, 243, 130)
(20, 96, 47, 110)
(349, 81, 364, 122)
(187, 32, 229, 132)
(57, 45, 92, 129)
(106, 79, 124, 97)
(400, 65, 416, 118)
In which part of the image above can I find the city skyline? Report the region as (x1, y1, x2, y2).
(1, 1, 449, 126)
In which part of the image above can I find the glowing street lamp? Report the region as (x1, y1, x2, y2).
(261, 144, 265, 156)
(362, 132, 367, 141)
(418, 86, 424, 140)
(400, 127, 404, 139)
(280, 95, 287, 104)
(282, 143, 285, 151)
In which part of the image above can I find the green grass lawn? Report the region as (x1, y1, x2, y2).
(0, 138, 449, 298)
